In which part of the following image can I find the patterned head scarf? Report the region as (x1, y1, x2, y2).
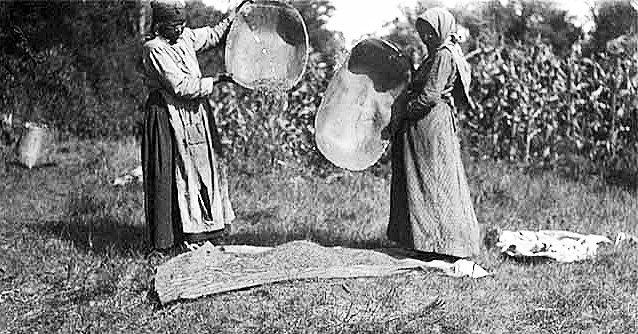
(151, 0, 186, 26)
(416, 7, 475, 109)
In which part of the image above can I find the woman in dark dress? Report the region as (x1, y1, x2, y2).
(141, 0, 249, 255)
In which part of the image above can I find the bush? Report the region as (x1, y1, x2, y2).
(0, 42, 145, 139)
(1, 45, 84, 128)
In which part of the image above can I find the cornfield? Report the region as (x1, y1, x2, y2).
(465, 39, 638, 172)
(213, 39, 638, 176)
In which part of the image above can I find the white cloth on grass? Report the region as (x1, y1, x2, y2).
(497, 230, 612, 263)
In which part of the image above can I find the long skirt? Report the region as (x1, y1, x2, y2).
(387, 102, 480, 258)
(142, 91, 232, 250)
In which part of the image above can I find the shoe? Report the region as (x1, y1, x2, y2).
(146, 249, 167, 266)
(146, 245, 186, 266)
(183, 229, 225, 246)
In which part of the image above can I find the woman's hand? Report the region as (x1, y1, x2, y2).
(231, 0, 253, 17)
(382, 93, 409, 140)
(380, 125, 392, 141)
(381, 116, 402, 141)
(214, 72, 235, 85)
(226, 0, 252, 21)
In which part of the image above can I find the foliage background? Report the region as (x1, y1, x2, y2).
(0, 0, 637, 177)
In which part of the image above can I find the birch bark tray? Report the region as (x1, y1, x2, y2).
(315, 38, 412, 171)
(225, 1, 309, 90)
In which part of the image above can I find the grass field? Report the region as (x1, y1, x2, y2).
(1, 138, 637, 333)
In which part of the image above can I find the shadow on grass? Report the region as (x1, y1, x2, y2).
(600, 168, 638, 192)
(226, 215, 465, 263)
(498, 253, 555, 265)
(31, 218, 148, 257)
(16, 284, 122, 332)
(5, 160, 59, 169)
(226, 225, 392, 250)
(224, 211, 391, 250)
(27, 181, 149, 257)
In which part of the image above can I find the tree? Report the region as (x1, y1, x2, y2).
(0, 0, 146, 137)
(292, 0, 344, 71)
(294, 0, 334, 48)
(383, 0, 583, 60)
(590, 0, 638, 53)
(451, 0, 583, 55)
(185, 0, 227, 75)
(382, 0, 445, 63)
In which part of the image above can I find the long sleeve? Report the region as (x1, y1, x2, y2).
(405, 49, 454, 120)
(143, 43, 216, 98)
(188, 16, 233, 53)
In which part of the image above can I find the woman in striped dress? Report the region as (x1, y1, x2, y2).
(382, 7, 480, 258)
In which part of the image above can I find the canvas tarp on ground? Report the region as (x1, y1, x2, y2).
(154, 240, 489, 305)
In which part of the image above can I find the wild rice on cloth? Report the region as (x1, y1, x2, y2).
(154, 240, 489, 304)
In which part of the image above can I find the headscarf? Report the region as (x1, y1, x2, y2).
(151, 0, 186, 26)
(416, 7, 475, 109)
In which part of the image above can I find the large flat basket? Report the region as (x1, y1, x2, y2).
(225, 1, 309, 91)
(315, 38, 412, 171)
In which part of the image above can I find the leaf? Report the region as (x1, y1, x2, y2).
(590, 86, 604, 101)
(618, 89, 631, 97)
(617, 107, 625, 118)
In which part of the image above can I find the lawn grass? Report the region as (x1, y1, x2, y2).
(0, 138, 637, 333)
